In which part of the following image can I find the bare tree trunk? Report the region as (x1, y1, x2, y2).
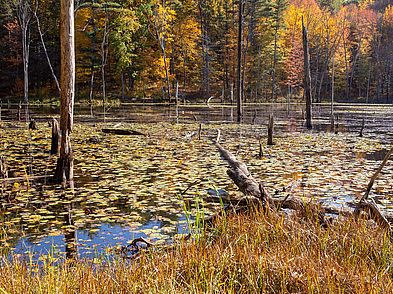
(16, 0, 32, 121)
(89, 70, 94, 116)
(271, 24, 278, 102)
(331, 54, 335, 130)
(236, 0, 243, 123)
(160, 39, 171, 102)
(54, 0, 75, 184)
(34, 11, 60, 94)
(101, 16, 109, 121)
(302, 17, 312, 130)
(366, 68, 371, 103)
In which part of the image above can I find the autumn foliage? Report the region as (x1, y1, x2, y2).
(0, 0, 393, 102)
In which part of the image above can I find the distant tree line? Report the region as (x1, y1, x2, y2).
(1, 0, 393, 103)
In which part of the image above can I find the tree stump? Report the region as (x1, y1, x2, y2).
(359, 118, 365, 137)
(0, 157, 7, 179)
(267, 114, 274, 145)
(29, 120, 37, 130)
(51, 118, 60, 155)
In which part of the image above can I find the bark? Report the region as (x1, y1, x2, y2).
(54, 0, 75, 184)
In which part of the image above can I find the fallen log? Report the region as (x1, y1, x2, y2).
(214, 133, 304, 212)
(213, 131, 393, 230)
(102, 128, 145, 136)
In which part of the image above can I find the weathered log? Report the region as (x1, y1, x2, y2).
(102, 128, 145, 136)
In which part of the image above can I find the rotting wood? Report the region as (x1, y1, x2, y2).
(102, 128, 145, 136)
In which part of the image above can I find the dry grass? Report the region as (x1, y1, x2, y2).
(1, 209, 393, 293)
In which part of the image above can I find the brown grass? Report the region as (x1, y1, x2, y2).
(1, 209, 393, 293)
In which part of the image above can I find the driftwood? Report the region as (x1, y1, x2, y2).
(102, 128, 145, 136)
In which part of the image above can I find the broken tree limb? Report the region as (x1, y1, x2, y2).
(102, 129, 145, 136)
(360, 145, 393, 202)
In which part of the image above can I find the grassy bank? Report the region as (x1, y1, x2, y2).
(1, 209, 392, 293)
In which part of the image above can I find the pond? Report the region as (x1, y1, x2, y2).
(1, 102, 393, 259)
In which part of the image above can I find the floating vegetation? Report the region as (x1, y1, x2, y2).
(1, 104, 393, 258)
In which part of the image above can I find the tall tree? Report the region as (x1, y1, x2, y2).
(302, 16, 312, 129)
(237, 0, 243, 123)
(270, 0, 288, 102)
(54, 0, 75, 183)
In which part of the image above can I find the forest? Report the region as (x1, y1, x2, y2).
(2, 0, 393, 293)
(1, 0, 393, 103)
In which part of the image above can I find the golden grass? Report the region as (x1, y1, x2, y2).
(1, 209, 393, 293)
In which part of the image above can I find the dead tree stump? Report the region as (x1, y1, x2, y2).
(0, 157, 7, 179)
(29, 120, 37, 130)
(267, 114, 274, 145)
(51, 118, 60, 155)
(359, 118, 365, 137)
